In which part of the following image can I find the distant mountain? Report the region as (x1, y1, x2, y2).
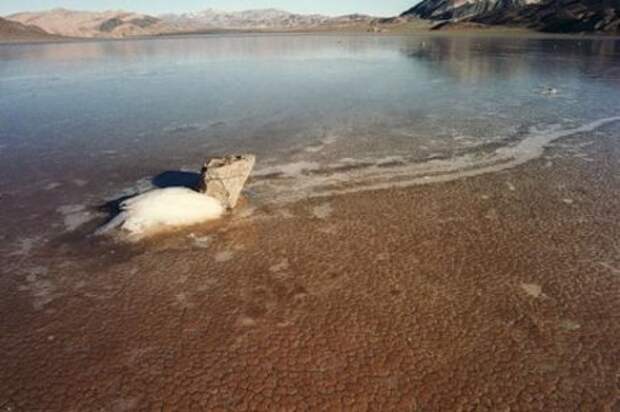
(161, 8, 327, 29)
(472, 0, 620, 33)
(401, 0, 542, 20)
(7, 8, 175, 38)
(5, 8, 377, 37)
(160, 8, 375, 30)
(0, 16, 59, 41)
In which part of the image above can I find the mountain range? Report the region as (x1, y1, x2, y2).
(4, 8, 375, 39)
(162, 8, 333, 30)
(1, 2, 618, 41)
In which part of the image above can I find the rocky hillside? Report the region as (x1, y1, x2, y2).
(0, 16, 59, 41)
(160, 8, 375, 30)
(402, 0, 619, 34)
(401, 0, 541, 20)
(7, 8, 175, 38)
(472, 0, 620, 33)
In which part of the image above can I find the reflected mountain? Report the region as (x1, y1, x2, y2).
(399, 36, 620, 85)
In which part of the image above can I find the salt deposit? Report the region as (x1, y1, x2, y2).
(247, 116, 620, 204)
(97, 188, 225, 240)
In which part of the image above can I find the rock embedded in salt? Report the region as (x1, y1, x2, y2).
(197, 154, 256, 209)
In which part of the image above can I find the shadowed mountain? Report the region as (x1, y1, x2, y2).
(401, 0, 542, 20)
(472, 0, 620, 34)
(402, 0, 619, 34)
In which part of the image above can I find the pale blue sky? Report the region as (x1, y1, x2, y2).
(1, 0, 418, 17)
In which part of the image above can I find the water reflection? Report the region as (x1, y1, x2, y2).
(0, 34, 399, 66)
(399, 36, 620, 84)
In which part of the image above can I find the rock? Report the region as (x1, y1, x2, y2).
(197, 155, 256, 209)
(542, 87, 558, 96)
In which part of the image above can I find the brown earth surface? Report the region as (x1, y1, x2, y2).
(1, 125, 619, 410)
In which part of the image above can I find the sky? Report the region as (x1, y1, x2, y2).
(0, 0, 417, 17)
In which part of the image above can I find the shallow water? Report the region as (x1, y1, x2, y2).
(1, 33, 619, 241)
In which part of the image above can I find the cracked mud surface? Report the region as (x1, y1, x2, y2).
(1, 129, 619, 410)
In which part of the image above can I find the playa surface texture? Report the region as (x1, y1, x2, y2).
(1, 125, 619, 410)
